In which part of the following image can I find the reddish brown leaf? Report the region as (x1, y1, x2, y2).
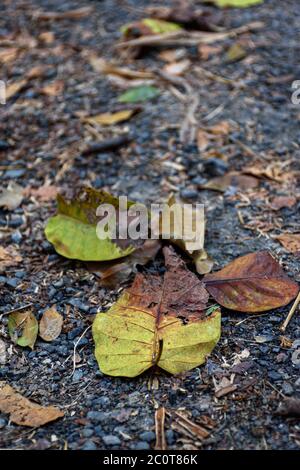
(276, 233, 300, 254)
(204, 251, 299, 313)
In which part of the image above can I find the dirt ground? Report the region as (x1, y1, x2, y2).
(0, 0, 300, 450)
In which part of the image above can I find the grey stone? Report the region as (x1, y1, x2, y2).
(102, 435, 121, 446)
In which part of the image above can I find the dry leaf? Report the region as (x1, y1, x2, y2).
(39, 307, 63, 342)
(0, 182, 24, 210)
(83, 109, 138, 126)
(270, 196, 297, 211)
(89, 57, 154, 80)
(276, 234, 300, 254)
(6, 79, 28, 100)
(201, 173, 259, 192)
(8, 310, 38, 349)
(226, 43, 247, 62)
(204, 251, 299, 313)
(93, 246, 221, 377)
(197, 129, 210, 152)
(162, 59, 190, 76)
(24, 185, 59, 201)
(0, 48, 18, 64)
(0, 382, 64, 427)
(0, 246, 22, 272)
(40, 80, 64, 96)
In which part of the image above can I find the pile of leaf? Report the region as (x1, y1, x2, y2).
(44, 187, 299, 378)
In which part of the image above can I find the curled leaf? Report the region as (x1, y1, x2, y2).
(8, 310, 38, 349)
(204, 251, 299, 313)
(93, 246, 221, 377)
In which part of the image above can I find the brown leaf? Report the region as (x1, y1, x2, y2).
(88, 57, 154, 80)
(0, 246, 22, 272)
(87, 239, 162, 287)
(40, 80, 64, 96)
(276, 398, 300, 417)
(0, 182, 24, 210)
(0, 382, 64, 427)
(39, 307, 63, 342)
(270, 196, 297, 211)
(0, 48, 18, 64)
(201, 173, 259, 192)
(146, 4, 221, 31)
(24, 185, 59, 202)
(6, 79, 28, 100)
(276, 234, 300, 254)
(155, 407, 167, 450)
(204, 251, 299, 313)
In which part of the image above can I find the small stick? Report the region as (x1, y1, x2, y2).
(154, 407, 167, 451)
(280, 291, 300, 333)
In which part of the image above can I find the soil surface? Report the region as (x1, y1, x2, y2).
(0, 0, 300, 450)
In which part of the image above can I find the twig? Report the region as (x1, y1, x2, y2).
(280, 291, 300, 333)
(115, 22, 264, 49)
(155, 407, 167, 450)
(180, 93, 200, 144)
(0, 304, 33, 316)
(81, 134, 132, 156)
(70, 325, 92, 377)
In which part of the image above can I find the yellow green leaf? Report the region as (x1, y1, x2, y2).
(45, 187, 136, 261)
(210, 0, 263, 8)
(121, 18, 182, 37)
(8, 310, 38, 349)
(93, 246, 221, 377)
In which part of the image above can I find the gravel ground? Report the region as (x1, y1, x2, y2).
(0, 0, 300, 450)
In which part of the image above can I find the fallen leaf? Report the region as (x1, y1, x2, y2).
(24, 184, 59, 201)
(39, 307, 63, 342)
(204, 251, 299, 313)
(118, 85, 160, 103)
(158, 48, 187, 63)
(0, 48, 18, 64)
(40, 80, 64, 96)
(0, 182, 24, 210)
(8, 310, 38, 349)
(209, 121, 231, 135)
(6, 79, 28, 100)
(270, 196, 297, 211)
(0, 246, 22, 272)
(162, 59, 190, 76)
(83, 109, 138, 126)
(39, 31, 55, 44)
(276, 234, 300, 254)
(92, 246, 221, 377)
(214, 376, 237, 398)
(276, 398, 300, 417)
(45, 187, 137, 261)
(121, 18, 182, 39)
(210, 0, 263, 7)
(197, 129, 210, 152)
(192, 249, 214, 275)
(226, 43, 247, 62)
(0, 382, 63, 427)
(201, 173, 259, 192)
(155, 407, 167, 450)
(87, 239, 162, 287)
(147, 4, 221, 31)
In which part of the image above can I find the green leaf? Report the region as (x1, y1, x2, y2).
(93, 246, 221, 377)
(118, 86, 160, 103)
(8, 310, 38, 349)
(45, 187, 137, 261)
(121, 18, 182, 36)
(210, 0, 263, 7)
